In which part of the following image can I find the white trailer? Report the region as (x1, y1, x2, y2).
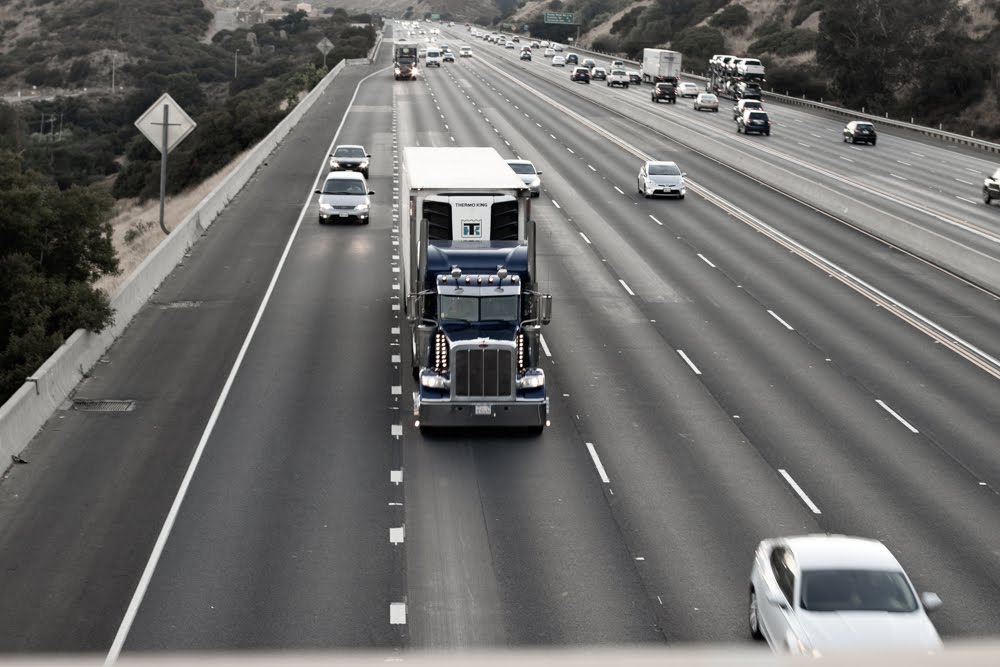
(641, 48, 682, 84)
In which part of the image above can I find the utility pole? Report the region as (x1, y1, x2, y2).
(234, 49, 239, 79)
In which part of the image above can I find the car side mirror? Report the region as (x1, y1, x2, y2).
(314, 189, 322, 194)
(368, 190, 375, 195)
(535, 170, 542, 175)
(366, 154, 372, 158)
(921, 592, 943, 612)
(681, 173, 687, 177)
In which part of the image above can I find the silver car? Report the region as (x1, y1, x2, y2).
(315, 172, 373, 224)
(506, 159, 541, 197)
(637, 160, 686, 199)
(750, 535, 942, 656)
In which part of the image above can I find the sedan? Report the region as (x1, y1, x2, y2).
(844, 120, 877, 145)
(506, 159, 542, 197)
(328, 144, 371, 177)
(638, 160, 686, 199)
(570, 66, 591, 83)
(551, 55, 566, 67)
(693, 92, 719, 111)
(750, 535, 942, 655)
(543, 48, 556, 57)
(677, 81, 700, 97)
(504, 41, 516, 49)
(626, 70, 641, 85)
(590, 66, 607, 81)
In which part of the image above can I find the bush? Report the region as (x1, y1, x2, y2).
(750, 28, 817, 56)
(765, 63, 827, 100)
(671, 26, 725, 67)
(710, 4, 750, 31)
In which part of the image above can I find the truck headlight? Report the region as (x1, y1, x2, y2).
(420, 373, 450, 390)
(516, 369, 545, 389)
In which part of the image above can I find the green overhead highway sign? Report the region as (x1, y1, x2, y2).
(544, 12, 575, 25)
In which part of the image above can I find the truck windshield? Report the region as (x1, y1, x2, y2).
(439, 295, 519, 323)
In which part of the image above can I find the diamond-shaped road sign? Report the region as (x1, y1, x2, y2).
(134, 93, 196, 154)
(317, 37, 334, 55)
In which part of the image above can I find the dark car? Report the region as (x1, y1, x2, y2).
(843, 120, 877, 145)
(737, 110, 771, 136)
(566, 53, 579, 65)
(735, 81, 762, 100)
(983, 169, 1000, 204)
(519, 51, 531, 61)
(328, 144, 371, 177)
(581, 58, 597, 70)
(984, 168, 1000, 205)
(651, 82, 676, 104)
(627, 71, 642, 85)
(570, 66, 591, 83)
(590, 66, 607, 81)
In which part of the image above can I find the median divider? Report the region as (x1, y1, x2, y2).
(0, 54, 362, 465)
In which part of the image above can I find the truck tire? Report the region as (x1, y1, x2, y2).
(624, 83, 629, 89)
(984, 188, 993, 205)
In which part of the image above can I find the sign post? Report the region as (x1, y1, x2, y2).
(316, 37, 334, 69)
(134, 93, 196, 235)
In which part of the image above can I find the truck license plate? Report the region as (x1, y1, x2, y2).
(475, 404, 492, 416)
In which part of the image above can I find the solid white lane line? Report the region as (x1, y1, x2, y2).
(697, 253, 715, 268)
(552, 199, 561, 209)
(876, 399, 920, 433)
(585, 442, 610, 483)
(103, 64, 391, 666)
(540, 334, 552, 358)
(676, 350, 701, 375)
(779, 469, 822, 514)
(649, 215, 662, 226)
(767, 310, 795, 330)
(619, 279, 635, 295)
(588, 164, 596, 171)
(614, 185, 624, 194)
(580, 232, 592, 244)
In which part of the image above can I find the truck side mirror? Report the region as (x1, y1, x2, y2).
(537, 293, 552, 325)
(415, 324, 436, 369)
(406, 293, 420, 324)
(522, 324, 541, 367)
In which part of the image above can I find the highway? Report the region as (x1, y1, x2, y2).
(0, 22, 998, 656)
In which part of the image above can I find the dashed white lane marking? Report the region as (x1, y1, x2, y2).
(614, 185, 624, 194)
(649, 215, 662, 226)
(810, 133, 822, 139)
(552, 199, 561, 209)
(585, 442, 610, 483)
(897, 160, 912, 166)
(767, 310, 795, 330)
(540, 334, 552, 358)
(676, 350, 701, 375)
(956, 196, 979, 204)
(910, 151, 925, 157)
(567, 147, 575, 154)
(890, 173, 908, 181)
(391, 327, 400, 335)
(779, 469, 822, 514)
(588, 164, 596, 171)
(391, 354, 401, 363)
(504, 140, 510, 146)
(549, 133, 557, 140)
(536, 122, 542, 127)
(797, 142, 811, 148)
(876, 399, 920, 433)
(389, 526, 405, 545)
(580, 232, 592, 244)
(390, 602, 407, 625)
(840, 156, 854, 162)
(965, 167, 981, 175)
(391, 469, 403, 484)
(391, 424, 403, 437)
(697, 253, 715, 267)
(619, 279, 635, 296)
(955, 178, 974, 185)
(391, 385, 402, 395)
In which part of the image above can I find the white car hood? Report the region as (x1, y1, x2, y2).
(797, 611, 941, 652)
(648, 175, 683, 187)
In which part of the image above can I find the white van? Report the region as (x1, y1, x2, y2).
(425, 48, 443, 67)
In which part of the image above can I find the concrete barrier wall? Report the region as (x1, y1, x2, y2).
(0, 55, 354, 464)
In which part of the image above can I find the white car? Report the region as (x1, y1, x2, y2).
(505, 159, 542, 197)
(677, 81, 700, 97)
(459, 46, 472, 57)
(638, 160, 685, 199)
(552, 43, 564, 52)
(551, 55, 566, 67)
(543, 48, 556, 58)
(750, 535, 942, 656)
(505, 40, 515, 49)
(693, 92, 719, 111)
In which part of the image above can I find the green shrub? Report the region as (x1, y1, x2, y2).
(710, 4, 750, 31)
(671, 26, 725, 67)
(750, 28, 817, 56)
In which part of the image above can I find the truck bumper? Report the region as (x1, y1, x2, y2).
(415, 395, 548, 429)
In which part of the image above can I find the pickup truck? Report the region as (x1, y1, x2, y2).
(607, 69, 630, 88)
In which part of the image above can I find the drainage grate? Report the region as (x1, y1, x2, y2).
(71, 399, 135, 412)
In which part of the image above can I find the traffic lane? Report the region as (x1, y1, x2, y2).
(0, 61, 387, 653)
(430, 61, 819, 642)
(397, 63, 664, 648)
(120, 71, 400, 652)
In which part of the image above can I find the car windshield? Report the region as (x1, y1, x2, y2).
(856, 123, 875, 131)
(800, 569, 918, 613)
(508, 163, 535, 175)
(322, 179, 365, 195)
(701, 95, 717, 101)
(648, 163, 680, 176)
(439, 295, 519, 323)
(334, 147, 365, 158)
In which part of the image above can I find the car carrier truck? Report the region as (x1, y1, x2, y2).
(641, 48, 682, 84)
(394, 40, 419, 80)
(400, 147, 552, 432)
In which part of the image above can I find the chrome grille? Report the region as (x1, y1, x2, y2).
(453, 348, 513, 397)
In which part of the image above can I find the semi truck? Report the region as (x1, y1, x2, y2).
(394, 40, 419, 80)
(400, 147, 552, 432)
(640, 48, 682, 84)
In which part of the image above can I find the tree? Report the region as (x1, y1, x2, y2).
(0, 150, 118, 403)
(817, 0, 965, 111)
